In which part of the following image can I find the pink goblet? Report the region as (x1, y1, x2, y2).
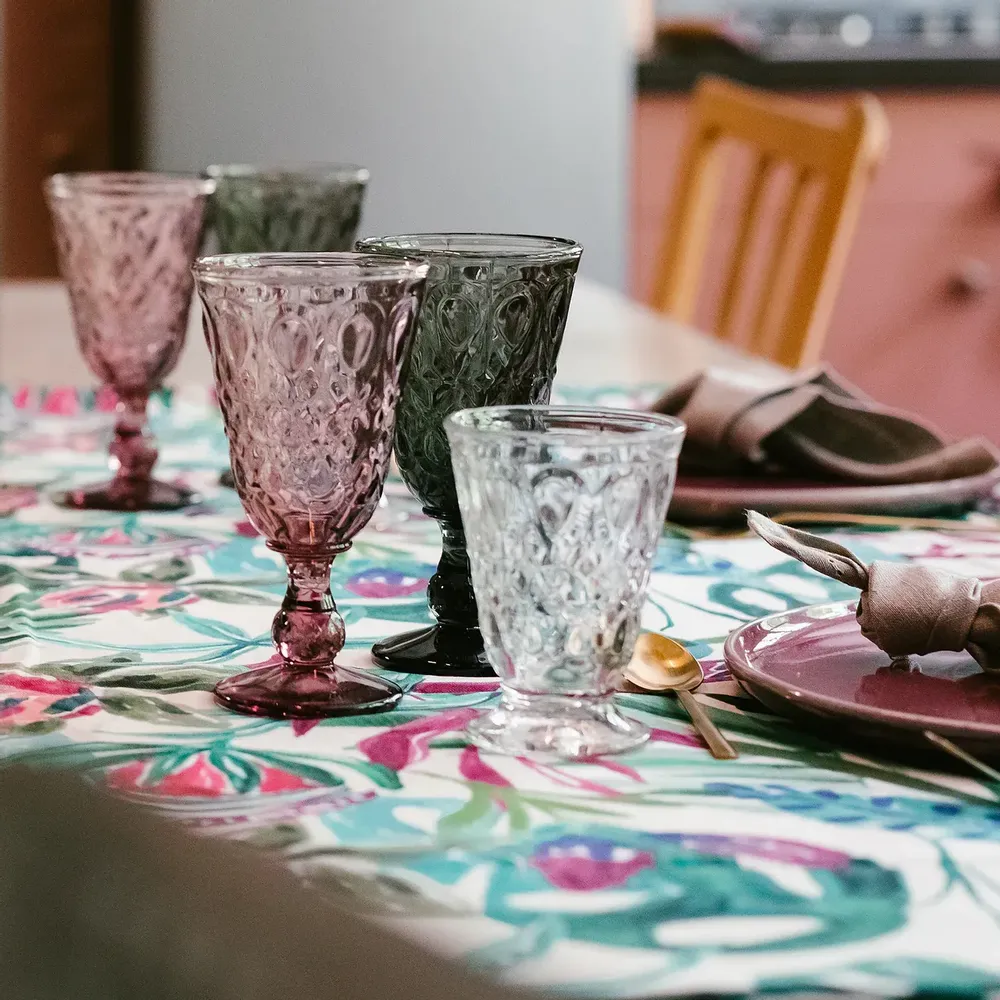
(44, 172, 214, 511)
(193, 253, 429, 718)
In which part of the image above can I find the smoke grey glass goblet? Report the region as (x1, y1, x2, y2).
(206, 164, 369, 254)
(194, 253, 428, 719)
(357, 234, 583, 677)
(447, 406, 685, 758)
(206, 163, 370, 490)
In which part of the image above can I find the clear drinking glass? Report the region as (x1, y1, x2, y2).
(446, 406, 685, 758)
(194, 253, 428, 718)
(358, 234, 583, 677)
(45, 172, 214, 511)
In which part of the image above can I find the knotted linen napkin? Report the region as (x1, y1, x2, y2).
(652, 367, 1000, 484)
(747, 509, 1000, 671)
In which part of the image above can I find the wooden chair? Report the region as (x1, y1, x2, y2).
(650, 75, 889, 369)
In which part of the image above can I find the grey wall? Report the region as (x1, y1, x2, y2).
(143, 0, 633, 288)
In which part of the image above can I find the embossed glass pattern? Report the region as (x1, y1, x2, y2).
(358, 234, 583, 677)
(206, 164, 369, 254)
(194, 253, 428, 718)
(45, 172, 214, 510)
(447, 406, 685, 758)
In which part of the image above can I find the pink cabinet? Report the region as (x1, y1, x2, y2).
(633, 89, 1000, 442)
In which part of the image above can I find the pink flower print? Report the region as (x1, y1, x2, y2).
(346, 568, 429, 599)
(413, 679, 499, 695)
(40, 386, 80, 416)
(648, 726, 706, 750)
(257, 764, 318, 794)
(11, 386, 33, 410)
(519, 759, 621, 797)
(235, 520, 261, 538)
(530, 835, 655, 891)
(107, 753, 229, 798)
(106, 753, 319, 798)
(587, 756, 644, 782)
(358, 708, 479, 771)
(39, 584, 195, 615)
(0, 486, 38, 515)
(0, 672, 99, 728)
(459, 745, 511, 787)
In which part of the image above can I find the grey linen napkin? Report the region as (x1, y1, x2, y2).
(652, 367, 1000, 484)
(747, 510, 1000, 670)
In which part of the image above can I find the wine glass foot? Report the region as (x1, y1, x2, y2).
(371, 624, 494, 677)
(468, 689, 649, 760)
(52, 478, 198, 512)
(214, 662, 402, 719)
(219, 469, 236, 489)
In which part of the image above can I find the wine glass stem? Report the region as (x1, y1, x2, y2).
(429, 520, 479, 629)
(272, 554, 346, 668)
(109, 392, 156, 485)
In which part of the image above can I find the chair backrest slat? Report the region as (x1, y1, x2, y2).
(651, 75, 889, 368)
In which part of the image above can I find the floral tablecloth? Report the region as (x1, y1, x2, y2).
(3, 389, 1000, 999)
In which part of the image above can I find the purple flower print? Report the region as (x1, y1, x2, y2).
(530, 835, 655, 891)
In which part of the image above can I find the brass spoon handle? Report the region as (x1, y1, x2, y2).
(677, 690, 738, 760)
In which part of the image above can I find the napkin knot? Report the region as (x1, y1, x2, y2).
(746, 509, 1000, 671)
(861, 562, 981, 659)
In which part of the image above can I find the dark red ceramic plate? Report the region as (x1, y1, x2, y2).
(725, 600, 1000, 762)
(669, 468, 1000, 524)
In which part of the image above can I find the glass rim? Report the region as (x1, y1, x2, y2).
(192, 251, 429, 284)
(357, 233, 583, 263)
(204, 162, 370, 184)
(445, 405, 686, 447)
(45, 171, 216, 198)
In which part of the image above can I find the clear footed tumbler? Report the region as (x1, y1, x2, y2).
(357, 234, 583, 677)
(447, 406, 685, 759)
(194, 253, 428, 718)
(45, 172, 214, 511)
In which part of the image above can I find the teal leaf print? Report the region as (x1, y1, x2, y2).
(120, 557, 194, 583)
(190, 585, 277, 605)
(99, 694, 221, 728)
(173, 611, 251, 642)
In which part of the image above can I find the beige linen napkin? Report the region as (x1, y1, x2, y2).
(652, 367, 1000, 484)
(747, 509, 1000, 670)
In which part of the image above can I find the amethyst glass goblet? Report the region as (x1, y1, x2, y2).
(357, 234, 583, 677)
(193, 253, 428, 718)
(44, 172, 214, 511)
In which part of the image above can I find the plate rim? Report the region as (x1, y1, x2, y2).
(674, 465, 1000, 506)
(724, 599, 1000, 739)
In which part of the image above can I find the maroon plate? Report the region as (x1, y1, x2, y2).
(725, 600, 1000, 761)
(669, 468, 1000, 524)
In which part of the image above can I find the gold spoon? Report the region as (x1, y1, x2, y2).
(624, 633, 738, 760)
